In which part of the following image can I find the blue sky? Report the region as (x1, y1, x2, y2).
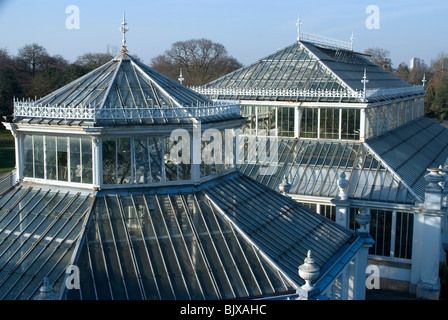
(0, 0, 447, 68)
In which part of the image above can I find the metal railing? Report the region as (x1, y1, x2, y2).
(13, 101, 240, 121)
(193, 87, 364, 100)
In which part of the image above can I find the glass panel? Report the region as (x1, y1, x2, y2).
(102, 138, 116, 184)
(33, 135, 44, 179)
(117, 138, 131, 184)
(278, 107, 295, 137)
(148, 137, 162, 183)
(394, 211, 413, 260)
(300, 108, 318, 138)
(81, 137, 92, 184)
(320, 108, 339, 140)
(257, 106, 276, 133)
(164, 136, 177, 181)
(45, 136, 57, 180)
(24, 135, 33, 178)
(134, 138, 150, 184)
(70, 137, 81, 183)
(341, 109, 360, 140)
(369, 209, 392, 257)
(57, 137, 68, 181)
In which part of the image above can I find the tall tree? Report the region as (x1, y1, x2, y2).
(151, 39, 243, 86)
(16, 43, 50, 79)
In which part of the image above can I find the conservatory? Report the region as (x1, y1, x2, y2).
(0, 21, 370, 300)
(196, 30, 448, 296)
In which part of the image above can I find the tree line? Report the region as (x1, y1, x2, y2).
(0, 43, 117, 116)
(0, 39, 242, 117)
(1, 41, 447, 121)
(365, 47, 448, 121)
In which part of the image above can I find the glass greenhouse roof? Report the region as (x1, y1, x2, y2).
(13, 54, 241, 126)
(198, 40, 425, 103)
(0, 186, 94, 300)
(239, 117, 448, 205)
(240, 137, 417, 205)
(365, 116, 448, 201)
(0, 173, 360, 300)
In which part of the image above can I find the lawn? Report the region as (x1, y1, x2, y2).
(0, 128, 15, 173)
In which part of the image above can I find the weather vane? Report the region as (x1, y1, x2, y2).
(120, 11, 129, 53)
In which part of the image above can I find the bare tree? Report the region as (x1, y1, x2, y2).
(74, 52, 114, 71)
(151, 39, 242, 86)
(364, 47, 392, 71)
(16, 43, 50, 78)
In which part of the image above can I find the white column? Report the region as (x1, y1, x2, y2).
(353, 207, 374, 300)
(415, 168, 444, 299)
(359, 108, 366, 142)
(295, 107, 301, 138)
(14, 130, 24, 181)
(92, 136, 102, 188)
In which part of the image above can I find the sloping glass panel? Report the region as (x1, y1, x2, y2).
(0, 187, 94, 300)
(73, 187, 297, 300)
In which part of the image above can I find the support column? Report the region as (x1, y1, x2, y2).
(353, 207, 374, 300)
(416, 167, 444, 300)
(92, 136, 102, 188)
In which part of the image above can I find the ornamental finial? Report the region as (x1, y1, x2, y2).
(120, 11, 129, 54)
(296, 15, 302, 41)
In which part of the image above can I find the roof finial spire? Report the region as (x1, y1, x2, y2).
(350, 31, 355, 51)
(361, 68, 369, 101)
(120, 11, 129, 54)
(178, 68, 184, 84)
(296, 15, 302, 42)
(422, 73, 427, 87)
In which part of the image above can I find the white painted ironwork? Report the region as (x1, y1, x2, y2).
(193, 86, 364, 100)
(299, 32, 352, 51)
(193, 85, 425, 103)
(13, 100, 240, 121)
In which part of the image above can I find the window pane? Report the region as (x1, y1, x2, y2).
(57, 137, 68, 181)
(369, 210, 392, 257)
(45, 136, 56, 180)
(300, 108, 318, 138)
(24, 135, 33, 178)
(278, 107, 295, 137)
(102, 138, 116, 184)
(134, 137, 150, 184)
(70, 137, 81, 183)
(117, 138, 131, 184)
(148, 137, 162, 183)
(81, 137, 92, 184)
(165, 136, 177, 181)
(394, 212, 413, 260)
(320, 108, 339, 140)
(341, 109, 360, 140)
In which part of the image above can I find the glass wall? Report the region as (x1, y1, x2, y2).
(23, 134, 92, 184)
(102, 131, 235, 185)
(349, 207, 413, 260)
(364, 97, 424, 140)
